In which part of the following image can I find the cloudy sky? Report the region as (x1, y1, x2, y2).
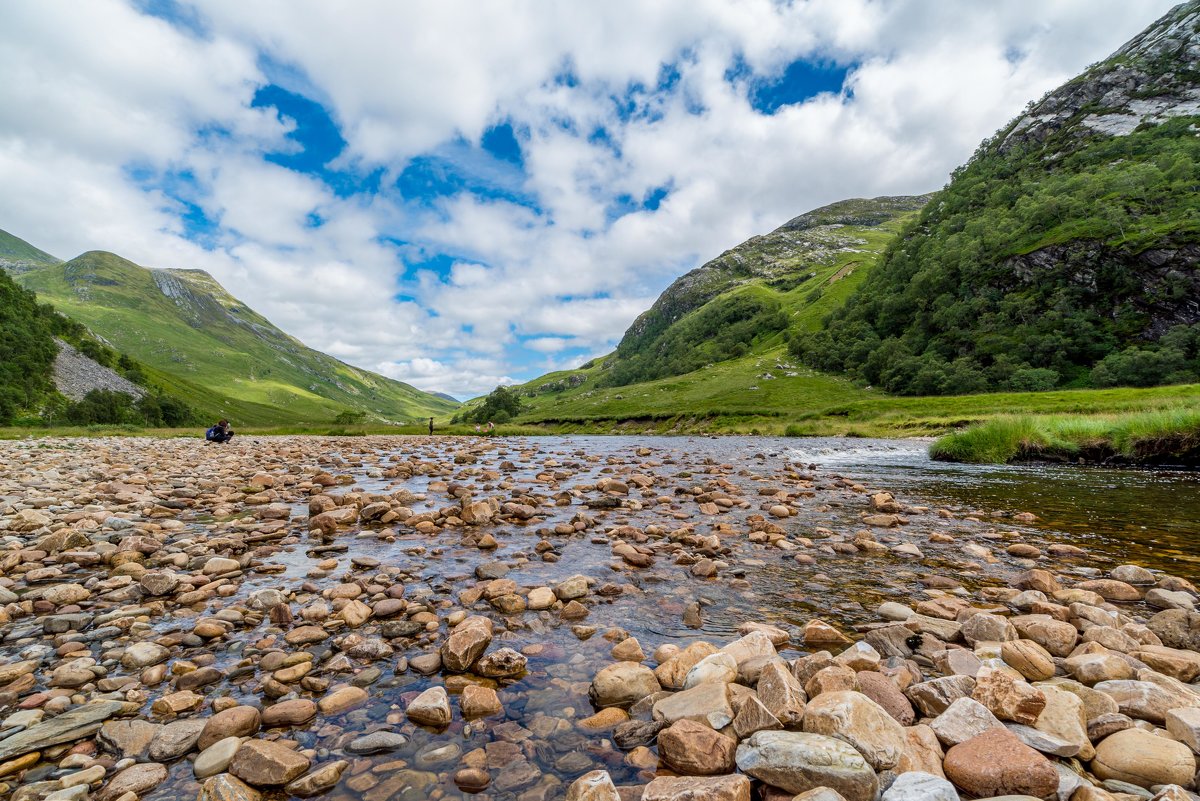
(0, 0, 1176, 398)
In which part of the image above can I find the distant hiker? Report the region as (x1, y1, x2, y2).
(485, 420, 496, 433)
(429, 417, 434, 435)
(206, 419, 234, 443)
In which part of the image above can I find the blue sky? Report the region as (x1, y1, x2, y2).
(0, 0, 1177, 397)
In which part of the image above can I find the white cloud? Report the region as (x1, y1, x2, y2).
(0, 0, 1180, 398)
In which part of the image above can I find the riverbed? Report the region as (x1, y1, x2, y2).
(0, 434, 1195, 801)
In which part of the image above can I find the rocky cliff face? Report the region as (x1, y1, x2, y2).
(998, 1, 1200, 154)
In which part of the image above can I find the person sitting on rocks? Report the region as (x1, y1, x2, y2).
(205, 419, 234, 443)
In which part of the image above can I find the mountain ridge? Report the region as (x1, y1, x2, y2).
(3, 232, 457, 425)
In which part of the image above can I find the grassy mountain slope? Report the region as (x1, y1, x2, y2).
(12, 247, 457, 425)
(457, 197, 930, 426)
(795, 1, 1200, 395)
(0, 229, 60, 275)
(601, 196, 930, 387)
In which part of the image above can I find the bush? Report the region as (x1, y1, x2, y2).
(333, 410, 367, 425)
(463, 386, 523, 423)
(1007, 367, 1061, 392)
(65, 390, 140, 425)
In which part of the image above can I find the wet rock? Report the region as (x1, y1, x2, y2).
(198, 773, 261, 801)
(347, 731, 407, 754)
(199, 706, 261, 751)
(460, 685, 503, 720)
(0, 701, 125, 762)
(441, 616, 494, 672)
(406, 686, 452, 727)
(148, 719, 206, 762)
(657, 719, 737, 775)
(453, 767, 491, 794)
(284, 760, 348, 797)
(261, 699, 317, 728)
(475, 647, 527, 678)
(95, 763, 168, 801)
(194, 737, 243, 779)
(99, 719, 162, 760)
(229, 739, 311, 786)
(120, 642, 170, 669)
(734, 730, 878, 801)
(317, 686, 368, 715)
(565, 770, 620, 801)
(942, 728, 1058, 799)
(614, 719, 667, 749)
(590, 662, 662, 708)
(1091, 728, 1196, 789)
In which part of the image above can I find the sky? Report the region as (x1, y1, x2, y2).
(0, 1, 1178, 399)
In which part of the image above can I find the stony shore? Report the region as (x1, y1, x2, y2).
(0, 435, 1196, 801)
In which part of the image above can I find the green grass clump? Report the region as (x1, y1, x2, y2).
(930, 408, 1200, 464)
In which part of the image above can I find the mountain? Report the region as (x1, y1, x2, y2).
(794, 1, 1200, 395)
(4, 235, 457, 425)
(0, 229, 60, 274)
(455, 195, 927, 425)
(597, 195, 930, 387)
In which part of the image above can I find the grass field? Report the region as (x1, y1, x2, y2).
(929, 408, 1200, 465)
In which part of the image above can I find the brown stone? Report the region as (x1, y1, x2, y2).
(942, 728, 1058, 799)
(657, 719, 737, 775)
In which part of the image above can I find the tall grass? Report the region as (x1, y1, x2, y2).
(930, 408, 1200, 464)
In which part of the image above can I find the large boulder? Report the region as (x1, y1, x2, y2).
(440, 616, 493, 672)
(942, 728, 1058, 799)
(735, 730, 879, 801)
(802, 690, 906, 770)
(657, 719, 737, 775)
(230, 739, 312, 786)
(589, 662, 662, 708)
(1091, 728, 1197, 789)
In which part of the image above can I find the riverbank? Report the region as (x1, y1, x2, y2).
(929, 408, 1200, 465)
(0, 434, 1197, 801)
(5, 380, 1199, 440)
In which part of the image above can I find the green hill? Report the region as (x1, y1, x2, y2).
(456, 196, 930, 428)
(0, 229, 60, 274)
(7, 240, 457, 426)
(794, 0, 1200, 395)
